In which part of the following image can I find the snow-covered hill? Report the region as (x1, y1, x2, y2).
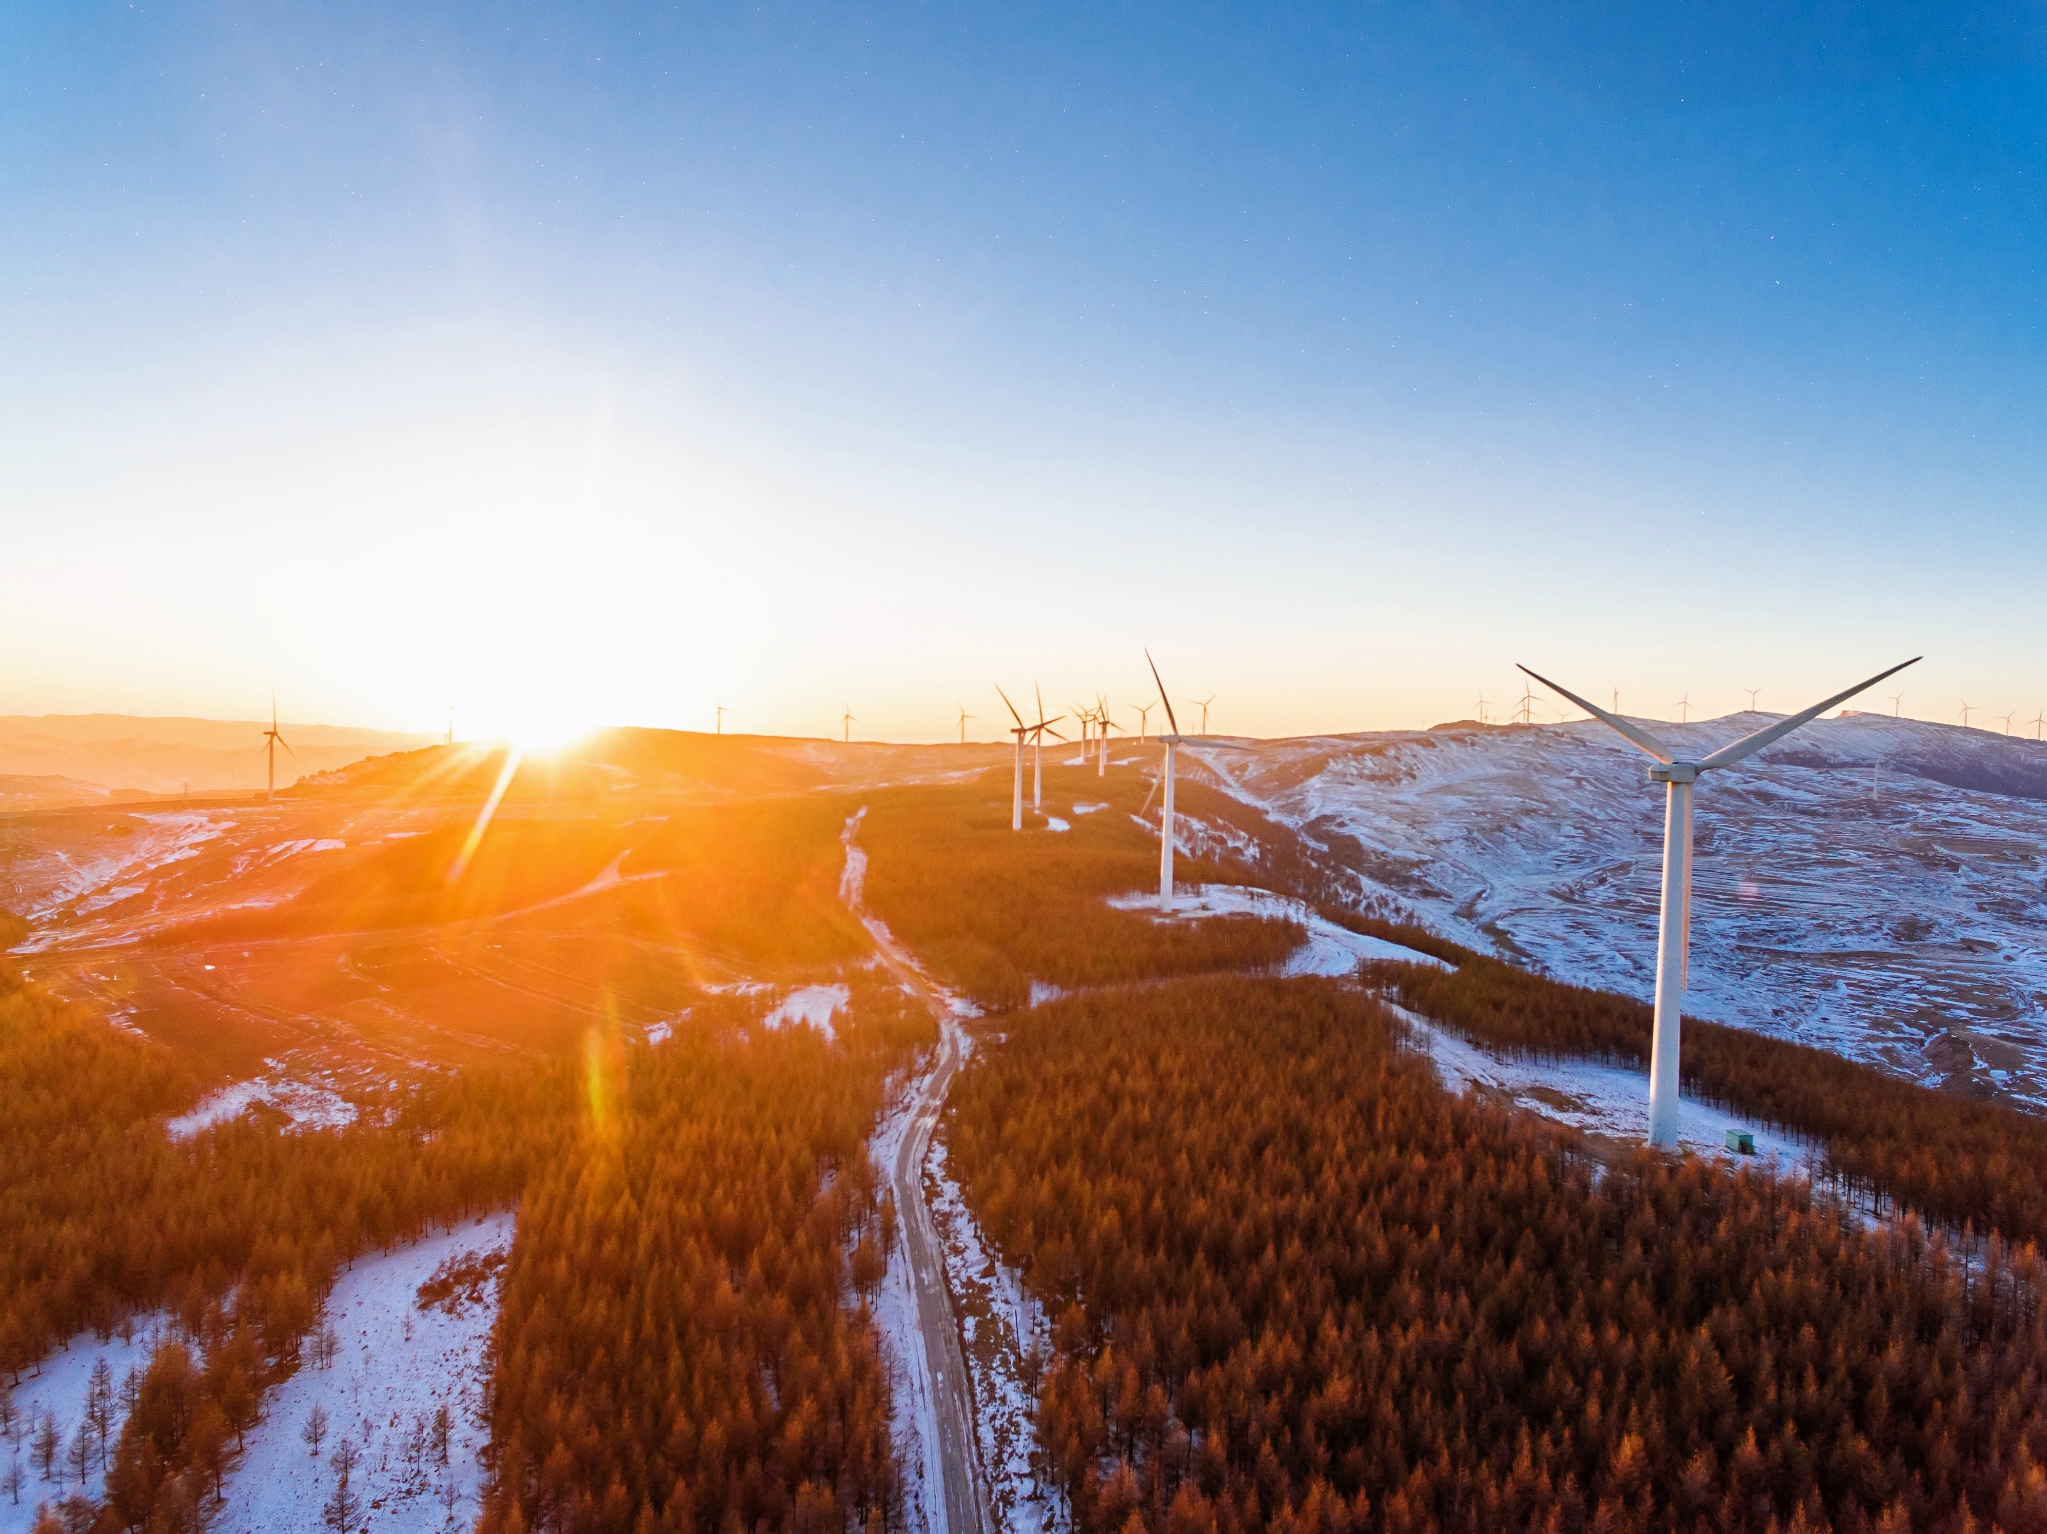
(1199, 713, 2047, 1110)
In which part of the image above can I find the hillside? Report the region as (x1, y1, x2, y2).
(1201, 713, 2047, 1110)
(0, 715, 437, 797)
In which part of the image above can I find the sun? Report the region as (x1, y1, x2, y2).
(506, 713, 597, 755)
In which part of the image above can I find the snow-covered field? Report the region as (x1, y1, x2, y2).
(210, 1212, 513, 1534)
(165, 1071, 359, 1140)
(1, 1316, 168, 1534)
(763, 984, 848, 1041)
(20, 811, 227, 930)
(1108, 883, 1450, 976)
(925, 1137, 1062, 1534)
(1200, 715, 2047, 1109)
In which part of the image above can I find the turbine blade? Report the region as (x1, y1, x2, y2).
(1145, 648, 1181, 737)
(1518, 665, 1675, 764)
(279, 737, 296, 757)
(995, 685, 1027, 729)
(1697, 657, 1921, 770)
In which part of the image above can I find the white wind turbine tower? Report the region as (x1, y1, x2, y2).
(1131, 702, 1152, 743)
(259, 693, 295, 800)
(1521, 654, 1918, 1148)
(958, 705, 974, 745)
(842, 703, 856, 743)
(1029, 685, 1065, 810)
(1095, 695, 1120, 776)
(997, 687, 1030, 830)
(1744, 688, 1761, 713)
(1145, 651, 1246, 914)
(1958, 700, 1974, 729)
(1196, 695, 1216, 734)
(2032, 709, 2047, 743)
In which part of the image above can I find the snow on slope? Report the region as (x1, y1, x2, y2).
(211, 1212, 512, 1534)
(1, 1317, 168, 1534)
(1198, 716, 2047, 1110)
(166, 1072, 358, 1140)
(925, 1136, 1062, 1534)
(1108, 884, 1450, 976)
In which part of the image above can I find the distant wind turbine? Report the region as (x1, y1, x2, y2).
(1030, 684, 1065, 811)
(842, 704, 855, 743)
(1520, 654, 1919, 1148)
(260, 693, 295, 800)
(1744, 688, 1761, 713)
(717, 704, 726, 736)
(2031, 709, 2047, 742)
(1676, 693, 1691, 724)
(446, 705, 455, 747)
(1475, 693, 1487, 726)
(1132, 702, 1153, 743)
(998, 687, 1030, 830)
(1095, 695, 1120, 776)
(1958, 700, 1974, 729)
(1998, 711, 2015, 737)
(1146, 650, 1247, 914)
(1887, 693, 1904, 717)
(957, 705, 974, 745)
(1196, 695, 1216, 734)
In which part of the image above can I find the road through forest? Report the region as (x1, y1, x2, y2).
(841, 812, 994, 1534)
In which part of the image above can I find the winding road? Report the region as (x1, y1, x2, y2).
(842, 812, 993, 1534)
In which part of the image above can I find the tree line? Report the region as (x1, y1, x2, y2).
(1367, 954, 2047, 1250)
(946, 974, 2047, 1534)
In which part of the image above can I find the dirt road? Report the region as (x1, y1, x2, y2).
(842, 812, 992, 1534)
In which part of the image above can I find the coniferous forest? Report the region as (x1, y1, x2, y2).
(947, 976, 2047, 1534)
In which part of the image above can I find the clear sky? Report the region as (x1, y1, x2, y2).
(6, 2, 2044, 744)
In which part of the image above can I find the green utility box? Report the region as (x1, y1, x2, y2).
(1726, 1129, 1755, 1155)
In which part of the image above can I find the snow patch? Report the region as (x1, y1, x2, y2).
(1, 1315, 169, 1533)
(1070, 803, 1107, 816)
(926, 1136, 1062, 1534)
(1391, 1002, 1816, 1173)
(1043, 816, 1070, 833)
(763, 984, 848, 1042)
(166, 1075, 358, 1141)
(209, 1212, 513, 1534)
(1106, 884, 1450, 976)
(1028, 980, 1066, 1006)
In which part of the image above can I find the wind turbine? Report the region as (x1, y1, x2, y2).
(1145, 651, 1247, 914)
(260, 694, 295, 800)
(1132, 702, 1153, 744)
(1196, 695, 1216, 734)
(1887, 693, 1904, 717)
(1744, 688, 1761, 713)
(1676, 693, 1691, 724)
(957, 705, 974, 745)
(1958, 700, 1974, 729)
(1476, 693, 1487, 726)
(2032, 709, 2046, 742)
(1998, 711, 2015, 737)
(1095, 696, 1121, 776)
(717, 705, 726, 735)
(1030, 685, 1065, 810)
(445, 705, 454, 747)
(997, 687, 1030, 830)
(842, 704, 855, 743)
(1520, 654, 1918, 1148)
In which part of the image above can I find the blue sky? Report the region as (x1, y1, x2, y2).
(5, 2, 2043, 740)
